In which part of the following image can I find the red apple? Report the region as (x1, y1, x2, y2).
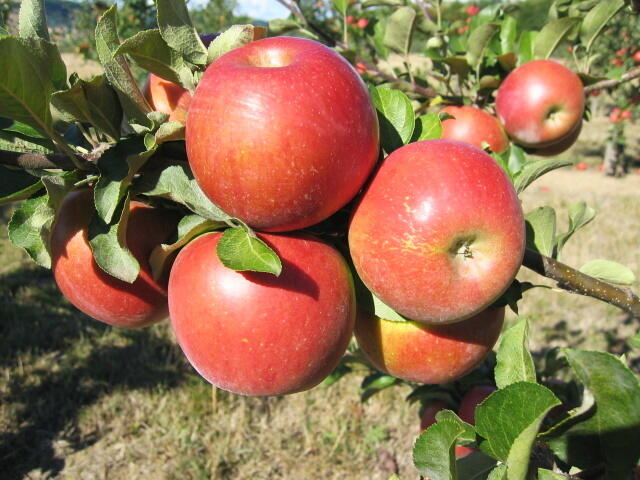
(621, 109, 632, 120)
(349, 140, 525, 324)
(525, 120, 582, 157)
(356, 18, 369, 29)
(440, 105, 509, 154)
(465, 5, 480, 16)
(355, 307, 504, 384)
(51, 190, 177, 328)
(575, 162, 588, 171)
(168, 232, 356, 396)
(186, 36, 379, 232)
(458, 385, 496, 424)
(634, 51, 640, 63)
(143, 74, 192, 124)
(495, 60, 585, 148)
(346, 15, 355, 24)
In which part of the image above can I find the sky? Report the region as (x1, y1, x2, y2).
(235, 0, 290, 20)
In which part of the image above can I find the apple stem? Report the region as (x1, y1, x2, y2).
(522, 249, 640, 319)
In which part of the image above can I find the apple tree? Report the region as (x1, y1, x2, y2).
(1, 0, 640, 477)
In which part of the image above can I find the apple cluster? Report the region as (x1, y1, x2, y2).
(50, 36, 534, 397)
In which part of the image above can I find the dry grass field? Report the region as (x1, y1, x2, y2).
(1, 117, 639, 479)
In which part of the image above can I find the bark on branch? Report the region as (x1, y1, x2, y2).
(0, 150, 82, 170)
(584, 66, 640, 94)
(522, 249, 640, 319)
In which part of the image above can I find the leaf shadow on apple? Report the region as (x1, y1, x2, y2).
(0, 265, 190, 479)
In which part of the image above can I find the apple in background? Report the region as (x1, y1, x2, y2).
(440, 105, 509, 154)
(466, 5, 480, 16)
(51, 190, 177, 328)
(168, 232, 356, 396)
(458, 385, 496, 424)
(634, 51, 640, 63)
(142, 33, 219, 124)
(355, 307, 504, 385)
(610, 107, 622, 123)
(356, 18, 369, 29)
(349, 140, 525, 325)
(495, 60, 585, 148)
(186, 36, 379, 232)
(621, 109, 632, 120)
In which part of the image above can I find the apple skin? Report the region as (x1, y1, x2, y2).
(51, 190, 177, 328)
(525, 120, 582, 157)
(186, 36, 379, 232)
(143, 74, 191, 124)
(440, 105, 509, 154)
(349, 140, 525, 324)
(458, 385, 496, 424)
(495, 60, 585, 148)
(356, 307, 504, 384)
(168, 231, 356, 396)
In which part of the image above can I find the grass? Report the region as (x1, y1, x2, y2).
(1, 119, 640, 479)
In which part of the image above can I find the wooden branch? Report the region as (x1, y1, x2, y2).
(359, 60, 437, 99)
(274, 0, 337, 46)
(0, 150, 83, 170)
(522, 249, 640, 319)
(584, 66, 640, 93)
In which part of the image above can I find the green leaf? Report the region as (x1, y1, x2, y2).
(554, 202, 596, 259)
(51, 75, 122, 141)
(149, 214, 224, 280)
(156, 0, 208, 66)
(495, 320, 536, 389)
(207, 25, 258, 64)
(94, 138, 156, 224)
(41, 170, 82, 211)
(413, 412, 475, 478)
(88, 193, 140, 283)
(579, 259, 635, 285)
(525, 207, 556, 257)
(0, 127, 56, 154)
(19, 0, 49, 41)
(370, 293, 409, 323)
(332, 0, 348, 16)
(369, 86, 415, 153)
(476, 382, 560, 478)
(546, 350, 640, 477)
(580, 0, 625, 53)
(216, 226, 282, 275)
(95, 6, 151, 127)
(411, 112, 446, 142)
(628, 333, 640, 350)
(7, 193, 54, 267)
(487, 465, 507, 480)
(466, 23, 500, 72)
(115, 29, 186, 86)
(0, 168, 43, 206)
(500, 16, 518, 55)
(361, 372, 399, 401)
(514, 158, 573, 194)
(456, 451, 498, 480)
(537, 469, 566, 480)
(268, 18, 299, 36)
(134, 158, 232, 222)
(383, 7, 416, 56)
(154, 122, 185, 144)
(533, 17, 580, 60)
(0, 37, 54, 137)
(517, 31, 538, 65)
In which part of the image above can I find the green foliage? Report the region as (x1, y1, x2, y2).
(216, 226, 282, 276)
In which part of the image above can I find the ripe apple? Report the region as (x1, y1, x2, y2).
(525, 120, 582, 157)
(495, 60, 585, 148)
(186, 36, 379, 232)
(440, 105, 509, 154)
(634, 51, 640, 63)
(51, 190, 177, 328)
(168, 231, 356, 396)
(466, 5, 480, 16)
(143, 74, 192, 124)
(458, 385, 496, 424)
(356, 18, 369, 29)
(355, 307, 504, 384)
(621, 109, 632, 120)
(349, 140, 525, 324)
(610, 107, 622, 123)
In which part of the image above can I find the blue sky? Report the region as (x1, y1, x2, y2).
(236, 0, 290, 20)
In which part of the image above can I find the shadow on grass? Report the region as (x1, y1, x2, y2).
(0, 264, 190, 479)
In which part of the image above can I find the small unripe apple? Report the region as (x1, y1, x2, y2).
(496, 60, 585, 148)
(51, 190, 177, 328)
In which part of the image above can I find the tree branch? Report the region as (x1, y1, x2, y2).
(359, 60, 437, 99)
(584, 66, 640, 93)
(274, 0, 337, 46)
(0, 150, 81, 170)
(522, 249, 640, 319)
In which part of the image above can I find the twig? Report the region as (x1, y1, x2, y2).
(274, 0, 337, 46)
(584, 66, 640, 93)
(359, 60, 437, 99)
(0, 150, 89, 170)
(522, 249, 640, 319)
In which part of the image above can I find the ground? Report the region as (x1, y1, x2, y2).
(0, 116, 639, 479)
